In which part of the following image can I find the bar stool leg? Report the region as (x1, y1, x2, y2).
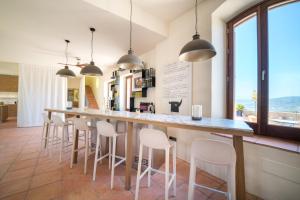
(93, 133, 100, 181)
(50, 125, 57, 157)
(46, 124, 51, 154)
(135, 144, 143, 200)
(148, 148, 152, 187)
(227, 165, 235, 200)
(70, 128, 77, 169)
(41, 122, 46, 149)
(165, 148, 170, 200)
(110, 136, 117, 189)
(66, 125, 69, 142)
(59, 126, 65, 163)
(99, 135, 102, 164)
(173, 143, 177, 196)
(188, 157, 196, 200)
(125, 133, 127, 159)
(84, 130, 89, 175)
(88, 131, 92, 155)
(108, 137, 112, 169)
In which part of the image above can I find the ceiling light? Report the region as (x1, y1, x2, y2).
(117, 0, 142, 70)
(56, 40, 76, 77)
(80, 28, 103, 76)
(179, 0, 216, 62)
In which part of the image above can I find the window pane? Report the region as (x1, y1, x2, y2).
(233, 15, 258, 123)
(268, 2, 300, 128)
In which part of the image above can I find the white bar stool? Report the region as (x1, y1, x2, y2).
(51, 115, 72, 162)
(93, 121, 126, 189)
(135, 128, 176, 200)
(41, 113, 53, 150)
(70, 118, 93, 174)
(188, 139, 236, 200)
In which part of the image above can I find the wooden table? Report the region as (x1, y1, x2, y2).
(45, 108, 253, 200)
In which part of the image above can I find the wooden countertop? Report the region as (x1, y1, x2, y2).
(45, 108, 253, 137)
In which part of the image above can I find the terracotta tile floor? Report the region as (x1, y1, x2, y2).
(0, 118, 262, 200)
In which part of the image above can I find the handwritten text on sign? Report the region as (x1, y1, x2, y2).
(162, 61, 191, 99)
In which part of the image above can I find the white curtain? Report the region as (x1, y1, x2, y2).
(17, 64, 67, 127)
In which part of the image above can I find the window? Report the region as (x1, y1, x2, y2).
(233, 14, 258, 123)
(125, 75, 132, 111)
(227, 0, 300, 141)
(268, 2, 300, 128)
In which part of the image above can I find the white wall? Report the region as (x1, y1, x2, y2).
(0, 61, 18, 75)
(139, 0, 226, 116)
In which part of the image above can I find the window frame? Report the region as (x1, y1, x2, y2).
(227, 0, 300, 141)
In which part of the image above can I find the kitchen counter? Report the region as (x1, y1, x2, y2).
(0, 105, 8, 122)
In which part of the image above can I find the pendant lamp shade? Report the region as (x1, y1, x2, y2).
(80, 61, 103, 76)
(56, 65, 76, 77)
(179, 0, 216, 62)
(117, 49, 142, 70)
(179, 34, 216, 62)
(117, 0, 142, 70)
(80, 28, 103, 76)
(56, 40, 76, 77)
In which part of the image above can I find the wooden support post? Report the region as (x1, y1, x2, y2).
(125, 122, 133, 190)
(73, 115, 80, 164)
(233, 135, 246, 200)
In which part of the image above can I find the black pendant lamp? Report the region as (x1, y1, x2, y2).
(179, 0, 216, 62)
(117, 0, 142, 70)
(56, 40, 76, 77)
(80, 28, 103, 76)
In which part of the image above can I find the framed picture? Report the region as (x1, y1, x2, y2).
(132, 72, 142, 91)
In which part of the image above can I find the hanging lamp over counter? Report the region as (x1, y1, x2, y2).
(80, 27, 103, 76)
(117, 0, 142, 70)
(179, 0, 216, 62)
(56, 40, 76, 77)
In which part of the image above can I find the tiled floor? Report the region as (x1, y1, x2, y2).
(0, 118, 262, 200)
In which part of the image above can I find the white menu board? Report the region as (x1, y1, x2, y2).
(160, 61, 192, 115)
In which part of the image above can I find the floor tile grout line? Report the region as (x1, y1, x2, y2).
(0, 148, 23, 179)
(26, 180, 64, 200)
(0, 136, 36, 200)
(0, 191, 26, 200)
(24, 138, 44, 200)
(0, 135, 30, 182)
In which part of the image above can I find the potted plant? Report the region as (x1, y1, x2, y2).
(236, 104, 245, 117)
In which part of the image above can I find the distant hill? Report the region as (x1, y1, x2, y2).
(237, 96, 300, 112)
(269, 96, 300, 112)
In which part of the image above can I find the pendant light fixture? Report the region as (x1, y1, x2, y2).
(117, 0, 142, 70)
(56, 40, 76, 77)
(80, 27, 103, 76)
(179, 0, 216, 62)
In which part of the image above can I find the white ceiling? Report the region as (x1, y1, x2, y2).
(0, 0, 169, 69)
(133, 0, 200, 22)
(0, 0, 206, 69)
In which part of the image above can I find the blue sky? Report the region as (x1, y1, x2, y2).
(234, 1, 300, 100)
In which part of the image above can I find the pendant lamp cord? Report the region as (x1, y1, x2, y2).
(65, 40, 69, 65)
(195, 0, 198, 35)
(91, 30, 94, 62)
(129, 0, 132, 51)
